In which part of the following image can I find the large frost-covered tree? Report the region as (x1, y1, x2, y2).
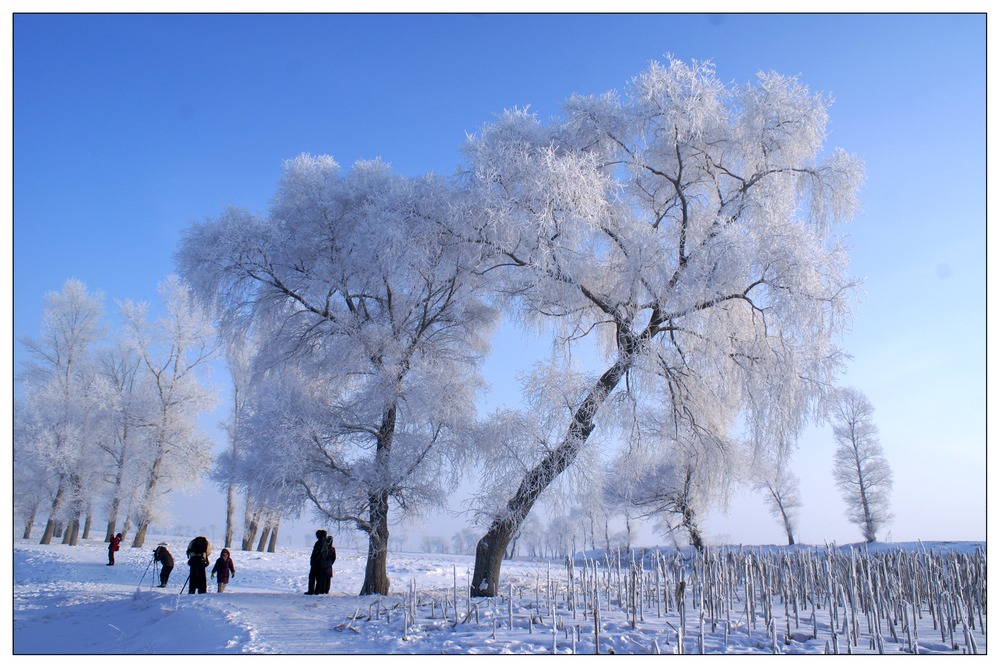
(177, 156, 497, 595)
(459, 57, 864, 595)
(18, 279, 106, 545)
(830, 387, 893, 543)
(120, 276, 220, 548)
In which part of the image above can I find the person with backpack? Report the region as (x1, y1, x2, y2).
(211, 548, 236, 593)
(306, 529, 328, 595)
(107, 532, 123, 565)
(185, 536, 211, 594)
(153, 543, 174, 587)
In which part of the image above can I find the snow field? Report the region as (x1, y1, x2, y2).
(13, 535, 986, 654)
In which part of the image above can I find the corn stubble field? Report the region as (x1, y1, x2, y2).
(377, 544, 986, 655)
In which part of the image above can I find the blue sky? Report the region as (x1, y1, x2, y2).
(10, 12, 987, 546)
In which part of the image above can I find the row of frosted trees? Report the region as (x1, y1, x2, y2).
(17, 58, 893, 597)
(14, 277, 218, 547)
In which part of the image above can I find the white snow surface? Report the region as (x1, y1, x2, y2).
(12, 534, 986, 655)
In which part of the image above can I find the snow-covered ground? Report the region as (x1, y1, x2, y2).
(12, 534, 986, 655)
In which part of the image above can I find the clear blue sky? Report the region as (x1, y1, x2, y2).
(10, 12, 987, 546)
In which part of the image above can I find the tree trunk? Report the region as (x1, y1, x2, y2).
(39, 482, 67, 545)
(63, 517, 80, 546)
(267, 520, 279, 553)
(257, 524, 271, 552)
(683, 510, 704, 552)
(82, 510, 93, 540)
(854, 451, 877, 542)
(22, 506, 37, 540)
(224, 483, 236, 548)
(360, 491, 391, 595)
(132, 519, 150, 548)
(779, 505, 796, 545)
(242, 503, 260, 551)
(359, 405, 397, 596)
(106, 491, 123, 541)
(471, 356, 629, 596)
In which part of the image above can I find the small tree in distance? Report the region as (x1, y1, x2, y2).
(830, 387, 893, 543)
(754, 455, 802, 546)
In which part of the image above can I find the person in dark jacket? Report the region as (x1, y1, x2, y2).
(306, 529, 328, 595)
(153, 543, 174, 587)
(318, 535, 337, 594)
(186, 536, 211, 594)
(211, 548, 236, 593)
(107, 533, 122, 565)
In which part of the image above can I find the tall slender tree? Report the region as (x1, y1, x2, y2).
(459, 57, 864, 594)
(120, 276, 220, 548)
(830, 387, 893, 543)
(93, 339, 151, 542)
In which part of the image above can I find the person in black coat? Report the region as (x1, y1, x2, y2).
(306, 529, 328, 595)
(186, 536, 211, 594)
(318, 535, 337, 594)
(153, 543, 174, 587)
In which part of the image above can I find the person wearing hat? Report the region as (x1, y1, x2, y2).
(153, 543, 174, 587)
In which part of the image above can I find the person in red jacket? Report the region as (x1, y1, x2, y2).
(107, 533, 122, 565)
(211, 548, 236, 593)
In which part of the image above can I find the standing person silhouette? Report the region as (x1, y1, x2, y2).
(185, 536, 211, 594)
(306, 529, 328, 595)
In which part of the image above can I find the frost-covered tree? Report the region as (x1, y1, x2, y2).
(608, 423, 740, 552)
(753, 453, 802, 545)
(18, 279, 106, 545)
(830, 387, 893, 543)
(177, 156, 497, 595)
(459, 57, 863, 594)
(120, 276, 220, 548)
(92, 338, 154, 542)
(13, 398, 54, 540)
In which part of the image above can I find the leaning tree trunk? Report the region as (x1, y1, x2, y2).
(471, 356, 630, 597)
(132, 444, 168, 548)
(779, 506, 796, 546)
(257, 523, 271, 552)
(39, 480, 67, 545)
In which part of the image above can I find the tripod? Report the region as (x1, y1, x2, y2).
(137, 556, 157, 590)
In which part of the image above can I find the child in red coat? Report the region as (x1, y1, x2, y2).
(211, 548, 236, 593)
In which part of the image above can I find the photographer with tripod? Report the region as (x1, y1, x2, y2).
(153, 543, 174, 588)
